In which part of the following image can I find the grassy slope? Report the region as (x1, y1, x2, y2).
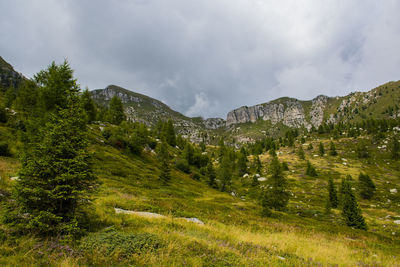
(1, 125, 400, 266)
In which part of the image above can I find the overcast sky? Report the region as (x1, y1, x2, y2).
(1, 1, 400, 118)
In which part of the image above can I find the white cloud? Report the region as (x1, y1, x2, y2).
(1, 0, 400, 118)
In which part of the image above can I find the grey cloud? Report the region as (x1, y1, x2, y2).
(1, 0, 400, 118)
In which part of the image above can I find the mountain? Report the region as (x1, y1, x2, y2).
(91, 85, 226, 142)
(226, 81, 400, 129)
(0, 56, 25, 91)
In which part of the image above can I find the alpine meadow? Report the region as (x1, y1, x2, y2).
(1, 1, 400, 266)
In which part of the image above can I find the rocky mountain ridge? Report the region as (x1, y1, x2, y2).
(0, 56, 25, 91)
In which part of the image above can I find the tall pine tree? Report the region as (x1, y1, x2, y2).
(13, 61, 96, 236)
(341, 179, 367, 230)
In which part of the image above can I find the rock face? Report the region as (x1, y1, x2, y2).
(226, 96, 328, 129)
(0, 56, 24, 90)
(203, 118, 226, 129)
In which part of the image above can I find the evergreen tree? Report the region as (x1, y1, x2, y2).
(261, 156, 289, 212)
(305, 161, 317, 177)
(218, 154, 232, 192)
(35, 61, 78, 111)
(4, 87, 16, 108)
(206, 161, 217, 188)
(253, 155, 262, 174)
(307, 143, 313, 150)
(297, 146, 305, 160)
(183, 143, 195, 165)
(108, 96, 125, 125)
(329, 141, 338, 156)
(358, 173, 375, 200)
(391, 137, 400, 160)
(13, 62, 96, 236)
(165, 120, 176, 147)
(15, 80, 39, 116)
(81, 88, 97, 123)
(319, 142, 325, 156)
(356, 141, 369, 159)
(341, 179, 367, 230)
(157, 140, 171, 184)
(327, 178, 338, 208)
(237, 152, 247, 177)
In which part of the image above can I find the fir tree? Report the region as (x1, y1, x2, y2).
(165, 120, 176, 147)
(218, 154, 232, 192)
(13, 62, 96, 236)
(391, 137, 400, 160)
(253, 155, 262, 174)
(358, 173, 375, 200)
(206, 161, 217, 188)
(157, 140, 171, 185)
(356, 141, 369, 159)
(341, 179, 367, 230)
(305, 161, 317, 177)
(307, 143, 313, 150)
(319, 142, 325, 156)
(81, 88, 97, 123)
(327, 178, 338, 208)
(329, 141, 338, 156)
(237, 152, 247, 177)
(108, 96, 125, 125)
(261, 156, 289, 212)
(297, 146, 305, 160)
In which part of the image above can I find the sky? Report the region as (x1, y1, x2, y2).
(1, 0, 400, 119)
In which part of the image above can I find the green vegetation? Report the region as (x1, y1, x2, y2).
(0, 58, 400, 266)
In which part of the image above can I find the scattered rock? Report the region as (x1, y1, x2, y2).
(394, 220, 400, 225)
(179, 217, 205, 225)
(114, 208, 165, 218)
(257, 177, 267, 182)
(390, 188, 397, 194)
(277, 256, 285, 260)
(242, 173, 249, 178)
(10, 176, 19, 181)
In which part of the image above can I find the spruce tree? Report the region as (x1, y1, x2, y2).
(356, 141, 369, 159)
(341, 179, 367, 230)
(391, 137, 400, 160)
(81, 88, 97, 123)
(237, 152, 247, 177)
(218, 154, 232, 192)
(165, 120, 176, 147)
(358, 173, 375, 200)
(329, 141, 338, 156)
(328, 178, 338, 208)
(14, 62, 96, 236)
(108, 95, 125, 125)
(319, 142, 325, 156)
(297, 146, 305, 160)
(157, 140, 171, 185)
(305, 161, 317, 177)
(261, 156, 289, 212)
(253, 155, 262, 174)
(206, 161, 217, 188)
(307, 143, 313, 150)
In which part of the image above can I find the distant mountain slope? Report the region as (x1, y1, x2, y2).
(226, 81, 400, 129)
(0, 56, 25, 91)
(91, 85, 226, 141)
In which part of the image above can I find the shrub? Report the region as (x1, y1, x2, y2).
(175, 158, 190, 174)
(305, 161, 317, 177)
(80, 231, 162, 258)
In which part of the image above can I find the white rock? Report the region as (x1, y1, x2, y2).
(242, 173, 249, 178)
(257, 177, 267, 182)
(255, 174, 260, 178)
(390, 188, 397, 194)
(180, 217, 205, 225)
(277, 256, 285, 260)
(10, 176, 19, 181)
(394, 220, 400, 225)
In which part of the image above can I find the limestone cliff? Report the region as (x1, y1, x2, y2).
(226, 96, 329, 129)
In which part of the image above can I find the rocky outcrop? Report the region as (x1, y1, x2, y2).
(203, 118, 225, 129)
(226, 99, 307, 128)
(226, 96, 329, 129)
(91, 85, 144, 104)
(0, 56, 24, 90)
(309, 95, 328, 127)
